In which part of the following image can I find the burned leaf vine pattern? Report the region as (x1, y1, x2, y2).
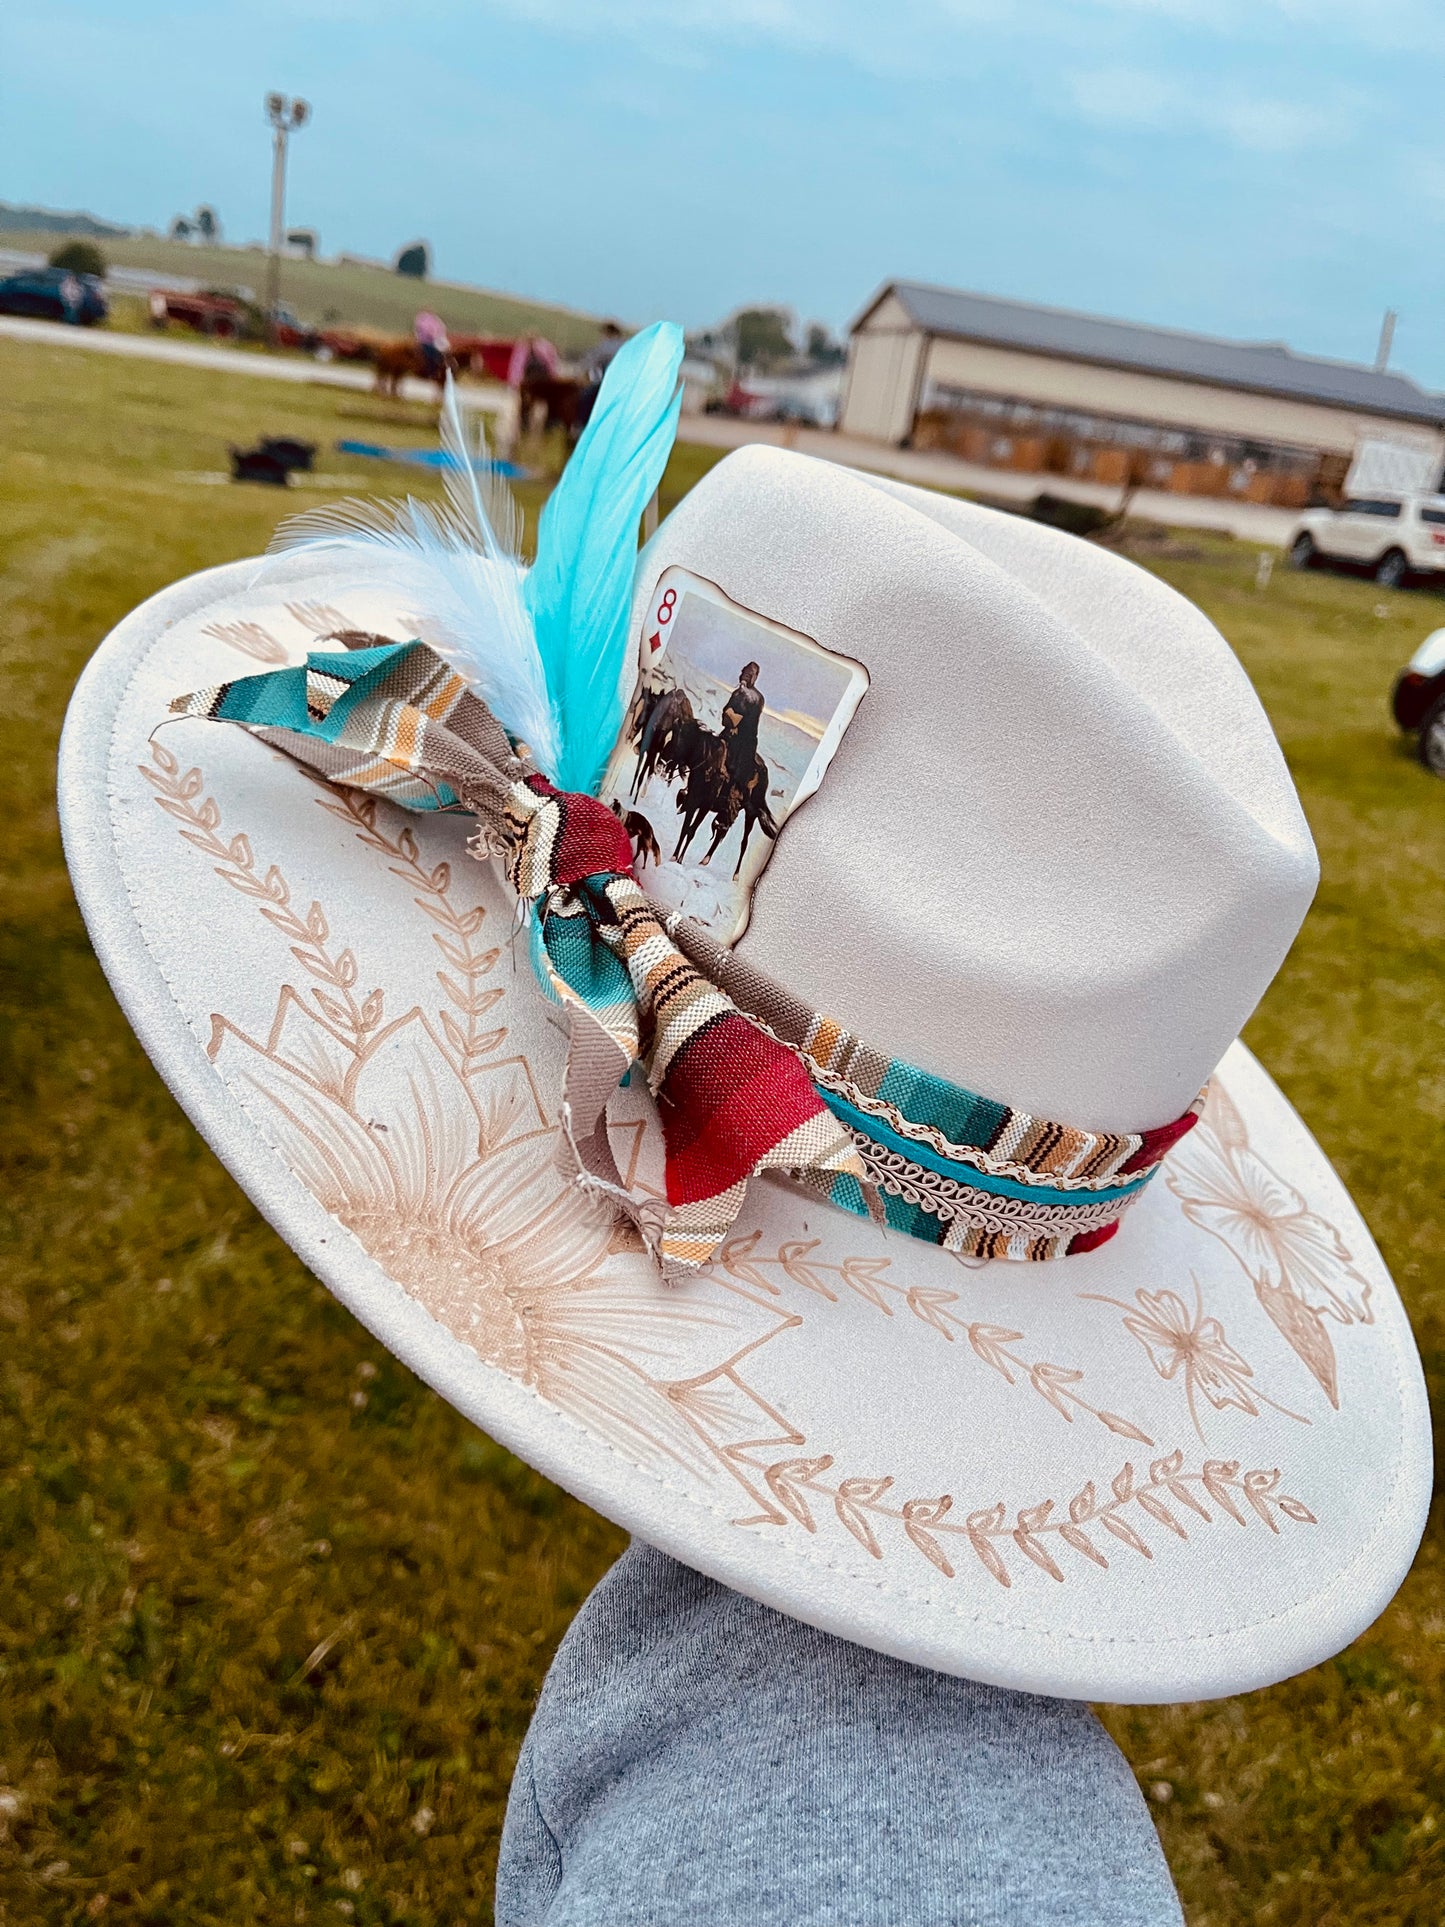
(748, 1449, 1317, 1589)
(141, 740, 550, 1127)
(139, 729, 1324, 1599)
(142, 739, 384, 1055)
(717, 1231, 1154, 1444)
(140, 738, 811, 1490)
(312, 782, 549, 1118)
(199, 603, 359, 667)
(199, 618, 289, 666)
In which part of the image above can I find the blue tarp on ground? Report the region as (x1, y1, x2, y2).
(335, 439, 526, 479)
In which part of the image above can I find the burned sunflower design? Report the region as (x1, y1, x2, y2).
(208, 990, 794, 1485)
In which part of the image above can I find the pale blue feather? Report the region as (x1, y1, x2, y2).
(526, 321, 684, 794)
(264, 376, 561, 771)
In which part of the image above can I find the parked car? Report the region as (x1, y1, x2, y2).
(150, 288, 330, 353)
(1287, 492, 1445, 588)
(1391, 627, 1445, 773)
(0, 266, 107, 325)
(150, 287, 250, 338)
(310, 327, 375, 363)
(271, 306, 322, 354)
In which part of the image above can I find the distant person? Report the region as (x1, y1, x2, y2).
(582, 320, 625, 384)
(576, 321, 625, 429)
(525, 338, 557, 383)
(506, 334, 560, 388)
(413, 309, 450, 383)
(722, 660, 764, 785)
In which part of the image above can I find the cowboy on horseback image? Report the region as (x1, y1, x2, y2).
(722, 661, 764, 784)
(617, 659, 778, 878)
(601, 573, 868, 941)
(686, 658, 776, 872)
(672, 687, 779, 875)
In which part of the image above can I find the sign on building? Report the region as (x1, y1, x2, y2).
(1346, 437, 1443, 497)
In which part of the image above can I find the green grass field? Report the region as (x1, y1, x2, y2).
(3, 228, 604, 352)
(2, 333, 1443, 1926)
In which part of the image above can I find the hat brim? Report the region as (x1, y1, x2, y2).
(60, 558, 1431, 1704)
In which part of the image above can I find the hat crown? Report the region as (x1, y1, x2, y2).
(633, 447, 1317, 1134)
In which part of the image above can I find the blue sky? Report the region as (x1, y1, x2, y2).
(5, 1, 1443, 385)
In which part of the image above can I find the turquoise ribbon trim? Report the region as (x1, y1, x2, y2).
(816, 1089, 1151, 1207)
(199, 641, 462, 811)
(873, 1057, 1009, 1151)
(535, 895, 632, 1013)
(202, 640, 420, 739)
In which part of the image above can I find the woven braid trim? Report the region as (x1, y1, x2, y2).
(807, 1061, 1159, 1194)
(853, 1136, 1124, 1239)
(719, 998, 1184, 1197)
(784, 1163, 1076, 1262)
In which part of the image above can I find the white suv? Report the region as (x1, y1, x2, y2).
(1287, 493, 1445, 588)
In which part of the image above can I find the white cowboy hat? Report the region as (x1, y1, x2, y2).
(59, 433, 1429, 1704)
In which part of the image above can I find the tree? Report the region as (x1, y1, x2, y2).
(195, 205, 219, 243)
(48, 239, 106, 278)
(394, 241, 430, 279)
(805, 322, 844, 366)
(732, 307, 795, 370)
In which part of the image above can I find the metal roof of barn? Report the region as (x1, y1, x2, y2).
(855, 281, 1445, 426)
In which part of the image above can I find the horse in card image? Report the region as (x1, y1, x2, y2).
(601, 569, 868, 941)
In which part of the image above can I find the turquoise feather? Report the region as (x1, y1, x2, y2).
(526, 321, 684, 794)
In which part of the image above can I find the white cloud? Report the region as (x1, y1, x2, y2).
(455, 0, 1400, 177)
(1068, 64, 1356, 154)
(1213, 95, 1338, 155)
(339, 0, 1404, 163)
(270, 0, 1445, 61)
(463, 0, 1064, 76)
(473, 0, 1445, 56)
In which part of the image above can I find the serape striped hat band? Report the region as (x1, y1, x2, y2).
(170, 635, 1204, 1278)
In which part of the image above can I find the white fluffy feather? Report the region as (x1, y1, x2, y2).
(265, 383, 561, 771)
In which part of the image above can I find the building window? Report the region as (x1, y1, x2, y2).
(911, 380, 1324, 505)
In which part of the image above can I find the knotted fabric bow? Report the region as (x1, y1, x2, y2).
(173, 633, 1202, 1274)
(171, 636, 863, 1275)
(504, 773, 864, 1266)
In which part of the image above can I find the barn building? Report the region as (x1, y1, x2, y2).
(840, 282, 1445, 507)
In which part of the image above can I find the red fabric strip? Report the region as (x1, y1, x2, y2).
(1066, 1222, 1120, 1255)
(528, 775, 635, 887)
(660, 1013, 826, 1206)
(1118, 1108, 1199, 1176)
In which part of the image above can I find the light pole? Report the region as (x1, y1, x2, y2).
(263, 92, 309, 344)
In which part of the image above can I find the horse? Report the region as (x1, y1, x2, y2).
(669, 721, 779, 877)
(671, 726, 730, 863)
(631, 687, 694, 798)
(519, 371, 588, 442)
(370, 338, 457, 399)
(696, 750, 780, 878)
(624, 682, 662, 772)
